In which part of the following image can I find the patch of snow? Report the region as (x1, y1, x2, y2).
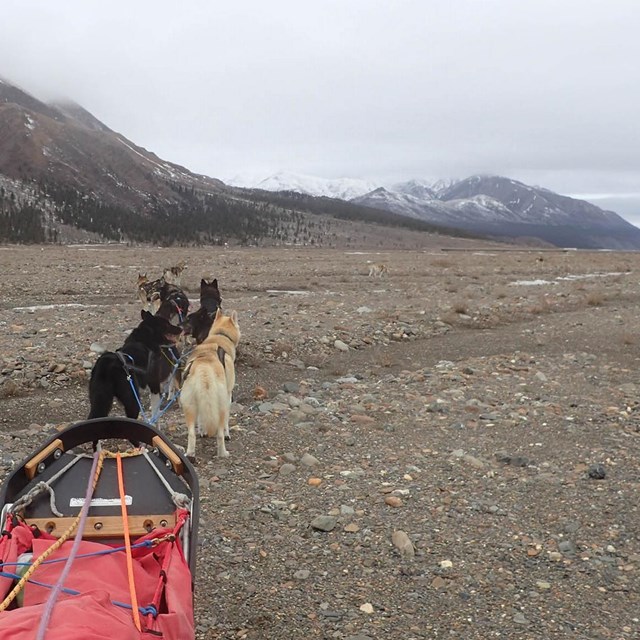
(117, 138, 170, 175)
(229, 171, 377, 200)
(13, 303, 104, 312)
(556, 272, 625, 281)
(510, 271, 626, 287)
(71, 245, 128, 250)
(106, 172, 125, 187)
(510, 279, 555, 286)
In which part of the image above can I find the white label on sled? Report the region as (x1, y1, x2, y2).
(69, 496, 132, 507)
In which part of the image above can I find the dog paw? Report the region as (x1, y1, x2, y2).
(186, 454, 197, 465)
(224, 434, 230, 441)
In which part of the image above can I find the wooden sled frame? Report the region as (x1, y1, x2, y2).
(0, 418, 199, 581)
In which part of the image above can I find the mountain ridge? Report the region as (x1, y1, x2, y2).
(1, 78, 638, 249)
(241, 170, 640, 249)
(228, 170, 377, 201)
(0, 78, 475, 247)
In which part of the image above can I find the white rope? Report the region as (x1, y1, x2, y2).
(10, 454, 84, 517)
(140, 449, 190, 509)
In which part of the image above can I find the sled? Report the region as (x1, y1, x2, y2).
(0, 417, 199, 639)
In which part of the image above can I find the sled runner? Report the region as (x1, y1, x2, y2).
(0, 417, 199, 639)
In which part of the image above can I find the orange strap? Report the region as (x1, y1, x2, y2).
(116, 453, 142, 632)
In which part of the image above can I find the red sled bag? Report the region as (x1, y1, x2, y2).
(0, 418, 199, 639)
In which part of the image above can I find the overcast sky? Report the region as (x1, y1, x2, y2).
(2, 0, 639, 219)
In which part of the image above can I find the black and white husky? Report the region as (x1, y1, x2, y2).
(88, 310, 182, 420)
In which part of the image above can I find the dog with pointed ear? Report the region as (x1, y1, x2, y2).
(181, 278, 223, 344)
(163, 261, 187, 287)
(179, 309, 240, 460)
(199, 278, 222, 313)
(136, 274, 149, 305)
(137, 273, 166, 311)
(367, 263, 388, 278)
(88, 308, 182, 420)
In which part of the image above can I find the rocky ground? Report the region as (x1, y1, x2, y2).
(1, 243, 639, 639)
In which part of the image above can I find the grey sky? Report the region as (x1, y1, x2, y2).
(2, 0, 639, 219)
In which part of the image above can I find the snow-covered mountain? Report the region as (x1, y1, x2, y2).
(352, 187, 453, 223)
(354, 175, 640, 249)
(227, 171, 377, 201)
(390, 179, 437, 200)
(228, 170, 640, 248)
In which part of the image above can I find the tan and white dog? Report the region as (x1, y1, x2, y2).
(137, 262, 186, 310)
(179, 309, 240, 460)
(163, 261, 186, 287)
(368, 263, 388, 278)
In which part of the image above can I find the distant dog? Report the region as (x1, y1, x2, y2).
(155, 282, 190, 324)
(181, 278, 222, 344)
(137, 261, 186, 308)
(137, 273, 148, 294)
(88, 310, 182, 419)
(368, 263, 388, 278)
(137, 273, 165, 309)
(179, 309, 240, 460)
(163, 261, 187, 287)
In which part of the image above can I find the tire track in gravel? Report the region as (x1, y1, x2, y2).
(243, 302, 640, 397)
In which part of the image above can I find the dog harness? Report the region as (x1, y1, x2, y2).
(182, 331, 235, 382)
(116, 351, 147, 376)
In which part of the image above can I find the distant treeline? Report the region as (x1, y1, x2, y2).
(0, 187, 48, 243)
(0, 177, 477, 245)
(240, 188, 478, 239)
(0, 181, 305, 245)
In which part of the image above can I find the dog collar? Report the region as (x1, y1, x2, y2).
(213, 329, 236, 344)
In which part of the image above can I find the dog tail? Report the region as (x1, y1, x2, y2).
(201, 383, 228, 439)
(182, 369, 228, 438)
(88, 352, 119, 418)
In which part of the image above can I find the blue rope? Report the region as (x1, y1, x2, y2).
(0, 571, 158, 618)
(148, 345, 193, 425)
(149, 389, 181, 425)
(119, 353, 149, 423)
(127, 374, 149, 423)
(0, 540, 154, 569)
(123, 343, 194, 426)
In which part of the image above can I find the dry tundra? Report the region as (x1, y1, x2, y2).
(1, 244, 639, 639)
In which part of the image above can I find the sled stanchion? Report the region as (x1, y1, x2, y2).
(24, 439, 64, 480)
(152, 436, 184, 475)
